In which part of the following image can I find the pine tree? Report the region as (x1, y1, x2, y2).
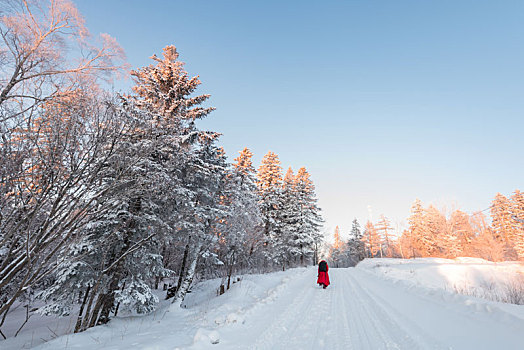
(131, 45, 214, 124)
(346, 219, 365, 265)
(333, 225, 342, 250)
(491, 193, 518, 259)
(363, 221, 381, 258)
(234, 148, 256, 176)
(446, 210, 472, 257)
(294, 167, 323, 265)
(510, 190, 524, 260)
(257, 151, 283, 192)
(128, 46, 226, 308)
(423, 205, 447, 257)
(222, 148, 263, 272)
(407, 199, 427, 257)
(274, 167, 298, 268)
(376, 215, 393, 257)
(330, 226, 344, 267)
(257, 151, 284, 267)
(171, 134, 229, 305)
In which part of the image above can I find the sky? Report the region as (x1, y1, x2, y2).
(75, 0, 524, 241)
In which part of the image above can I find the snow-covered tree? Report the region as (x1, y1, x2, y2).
(469, 212, 505, 262)
(444, 210, 472, 258)
(407, 199, 427, 257)
(129, 45, 223, 308)
(329, 226, 345, 267)
(274, 167, 299, 268)
(255, 157, 322, 269)
(257, 151, 284, 267)
(36, 45, 223, 330)
(423, 205, 446, 257)
(37, 96, 174, 331)
(333, 225, 343, 249)
(510, 190, 524, 260)
(218, 148, 262, 284)
(0, 0, 125, 333)
(0, 91, 129, 333)
(293, 167, 323, 265)
(170, 134, 229, 305)
(362, 221, 381, 258)
(491, 193, 518, 259)
(346, 218, 365, 265)
(230, 148, 264, 265)
(376, 214, 394, 257)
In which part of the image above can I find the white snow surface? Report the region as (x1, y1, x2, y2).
(3, 258, 524, 349)
(357, 257, 524, 292)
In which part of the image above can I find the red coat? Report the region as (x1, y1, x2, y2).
(317, 261, 330, 286)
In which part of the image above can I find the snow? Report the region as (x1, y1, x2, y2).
(3, 258, 524, 349)
(358, 258, 524, 304)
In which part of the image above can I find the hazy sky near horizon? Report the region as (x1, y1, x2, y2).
(75, 0, 523, 241)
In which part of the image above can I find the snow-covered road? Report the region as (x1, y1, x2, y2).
(15, 263, 524, 349)
(241, 268, 432, 349)
(217, 267, 524, 350)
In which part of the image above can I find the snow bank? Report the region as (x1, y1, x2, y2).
(357, 257, 524, 318)
(357, 257, 523, 292)
(1, 268, 307, 349)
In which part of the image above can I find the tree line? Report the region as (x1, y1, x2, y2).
(0, 0, 323, 339)
(330, 190, 524, 267)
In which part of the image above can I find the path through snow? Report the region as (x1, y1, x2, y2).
(215, 268, 524, 349)
(17, 265, 524, 349)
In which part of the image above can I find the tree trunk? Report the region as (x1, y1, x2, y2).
(166, 242, 189, 299)
(170, 240, 203, 308)
(113, 282, 126, 317)
(95, 197, 137, 326)
(74, 284, 91, 333)
(227, 265, 233, 290)
(96, 248, 129, 325)
(97, 292, 114, 325)
(80, 279, 101, 332)
(88, 294, 105, 329)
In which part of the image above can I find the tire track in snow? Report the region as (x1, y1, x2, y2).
(277, 286, 330, 349)
(334, 269, 383, 349)
(344, 269, 447, 349)
(247, 270, 318, 350)
(330, 277, 354, 349)
(232, 267, 449, 349)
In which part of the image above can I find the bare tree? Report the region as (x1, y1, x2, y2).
(0, 90, 129, 337)
(0, 0, 126, 120)
(0, 0, 126, 337)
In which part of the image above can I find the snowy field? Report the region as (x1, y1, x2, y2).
(358, 257, 524, 307)
(2, 258, 524, 349)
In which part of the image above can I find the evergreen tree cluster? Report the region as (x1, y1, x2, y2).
(400, 191, 523, 261)
(328, 189, 523, 267)
(328, 219, 366, 267)
(256, 153, 324, 270)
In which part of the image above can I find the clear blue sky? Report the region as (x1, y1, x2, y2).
(75, 0, 524, 240)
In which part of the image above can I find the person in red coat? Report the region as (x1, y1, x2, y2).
(317, 260, 330, 289)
